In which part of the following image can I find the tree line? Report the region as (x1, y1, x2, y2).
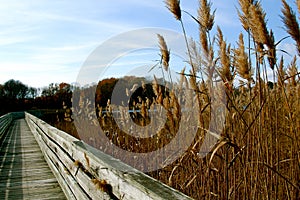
(0, 79, 73, 116)
(0, 76, 160, 117)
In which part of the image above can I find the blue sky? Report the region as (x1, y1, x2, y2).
(0, 0, 298, 88)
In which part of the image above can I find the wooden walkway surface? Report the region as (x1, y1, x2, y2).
(0, 119, 66, 200)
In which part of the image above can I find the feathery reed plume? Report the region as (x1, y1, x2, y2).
(188, 38, 202, 72)
(287, 56, 298, 87)
(281, 0, 300, 56)
(267, 30, 276, 70)
(203, 48, 216, 84)
(200, 27, 209, 55)
(248, 2, 269, 45)
(198, 0, 215, 55)
(277, 56, 285, 88)
(217, 26, 233, 83)
(179, 66, 187, 88)
(297, 0, 300, 13)
(157, 34, 170, 71)
(189, 70, 198, 93)
(238, 0, 255, 31)
(216, 26, 224, 47)
(165, 0, 181, 20)
(235, 33, 252, 82)
(198, 0, 215, 32)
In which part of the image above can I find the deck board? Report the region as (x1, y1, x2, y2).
(0, 119, 67, 200)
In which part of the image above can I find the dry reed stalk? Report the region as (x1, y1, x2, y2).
(277, 56, 285, 88)
(188, 39, 203, 77)
(157, 34, 170, 71)
(217, 26, 234, 85)
(281, 0, 300, 56)
(246, 2, 270, 72)
(198, 0, 215, 32)
(234, 33, 252, 82)
(287, 56, 298, 87)
(198, 0, 215, 55)
(266, 30, 276, 70)
(238, 0, 255, 31)
(200, 27, 209, 55)
(54, 1, 300, 199)
(248, 2, 269, 45)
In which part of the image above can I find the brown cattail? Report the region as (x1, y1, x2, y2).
(281, 0, 300, 56)
(198, 0, 215, 32)
(165, 0, 181, 20)
(234, 33, 252, 82)
(157, 34, 170, 71)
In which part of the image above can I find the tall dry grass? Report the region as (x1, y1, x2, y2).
(152, 0, 300, 199)
(56, 0, 300, 199)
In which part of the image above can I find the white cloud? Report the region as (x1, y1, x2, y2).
(0, 36, 36, 46)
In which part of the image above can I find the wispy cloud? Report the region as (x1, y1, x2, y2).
(0, 0, 297, 88)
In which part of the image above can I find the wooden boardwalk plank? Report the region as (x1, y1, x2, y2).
(0, 119, 67, 200)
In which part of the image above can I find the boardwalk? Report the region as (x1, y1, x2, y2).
(0, 119, 66, 200)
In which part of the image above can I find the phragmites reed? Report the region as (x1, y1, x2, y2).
(56, 1, 300, 199)
(165, 0, 181, 20)
(189, 69, 198, 92)
(198, 0, 215, 32)
(287, 56, 298, 87)
(277, 56, 285, 88)
(217, 26, 233, 83)
(216, 26, 224, 47)
(179, 67, 188, 89)
(235, 33, 252, 81)
(281, 0, 300, 56)
(198, 0, 215, 55)
(267, 30, 276, 70)
(238, 0, 255, 31)
(297, 0, 300, 13)
(200, 26, 209, 55)
(157, 34, 170, 71)
(248, 2, 269, 45)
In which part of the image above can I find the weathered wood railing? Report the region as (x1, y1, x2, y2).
(0, 113, 13, 142)
(25, 112, 192, 200)
(0, 112, 24, 142)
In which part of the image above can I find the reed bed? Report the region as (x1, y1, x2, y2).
(56, 0, 300, 199)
